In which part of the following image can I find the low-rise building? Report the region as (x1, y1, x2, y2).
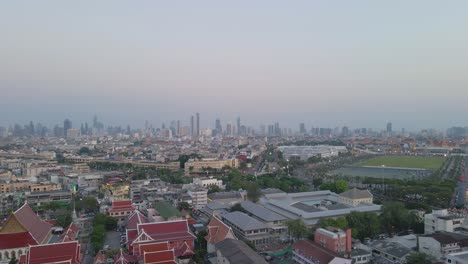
(339, 188, 373, 207)
(292, 239, 352, 264)
(446, 250, 468, 264)
(215, 239, 268, 264)
(240, 201, 288, 237)
(221, 211, 272, 247)
(193, 177, 225, 190)
(26, 191, 72, 208)
(419, 232, 468, 261)
(108, 200, 135, 224)
(424, 209, 464, 234)
(259, 191, 381, 226)
(369, 240, 412, 264)
(205, 216, 237, 254)
(184, 158, 239, 176)
(188, 187, 208, 210)
(314, 227, 351, 254)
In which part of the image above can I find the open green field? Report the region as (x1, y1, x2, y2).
(355, 155, 445, 170)
(154, 201, 181, 219)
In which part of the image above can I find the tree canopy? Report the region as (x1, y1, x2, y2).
(406, 252, 432, 264)
(286, 219, 308, 241)
(319, 180, 349, 193)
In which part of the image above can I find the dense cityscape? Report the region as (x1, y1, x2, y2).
(0, 114, 468, 264)
(3, 1, 468, 264)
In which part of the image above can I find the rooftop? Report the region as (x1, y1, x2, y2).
(240, 201, 287, 222)
(222, 211, 269, 231)
(216, 239, 268, 264)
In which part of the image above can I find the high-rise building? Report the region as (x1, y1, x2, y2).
(236, 117, 241, 136)
(196, 113, 200, 137)
(215, 118, 222, 136)
(177, 120, 180, 136)
(387, 122, 392, 133)
(342, 126, 349, 137)
(190, 115, 195, 137)
(299, 123, 306, 134)
(64, 119, 72, 137)
(226, 123, 232, 136)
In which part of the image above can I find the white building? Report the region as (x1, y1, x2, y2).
(339, 188, 373, 207)
(424, 209, 464, 234)
(419, 233, 461, 261)
(259, 191, 381, 227)
(446, 251, 468, 264)
(193, 177, 225, 190)
(188, 187, 208, 210)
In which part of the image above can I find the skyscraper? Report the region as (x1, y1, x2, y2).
(215, 118, 222, 135)
(177, 120, 180, 136)
(64, 119, 72, 137)
(387, 122, 392, 133)
(236, 117, 241, 136)
(190, 115, 194, 137)
(299, 123, 306, 134)
(196, 113, 200, 137)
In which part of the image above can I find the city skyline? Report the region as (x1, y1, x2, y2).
(2, 1, 468, 129)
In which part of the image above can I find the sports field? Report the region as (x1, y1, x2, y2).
(355, 155, 445, 170)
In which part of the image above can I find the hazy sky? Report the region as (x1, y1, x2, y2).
(1, 1, 468, 131)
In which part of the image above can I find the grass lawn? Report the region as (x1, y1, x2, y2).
(356, 155, 445, 170)
(154, 201, 182, 219)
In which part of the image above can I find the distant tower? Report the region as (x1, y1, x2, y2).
(177, 120, 180, 136)
(196, 113, 200, 137)
(299, 123, 306, 134)
(387, 122, 393, 133)
(215, 118, 222, 135)
(237, 117, 241, 136)
(190, 115, 195, 137)
(64, 119, 72, 137)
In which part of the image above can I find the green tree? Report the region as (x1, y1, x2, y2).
(81, 196, 99, 213)
(57, 212, 73, 228)
(320, 180, 349, 193)
(8, 255, 17, 264)
(178, 201, 191, 211)
(381, 202, 409, 234)
(105, 216, 118, 231)
(79, 147, 91, 156)
(286, 219, 308, 241)
(406, 252, 432, 264)
(230, 203, 247, 213)
(194, 230, 208, 263)
(207, 185, 222, 194)
(246, 182, 261, 202)
(346, 212, 381, 240)
(320, 217, 348, 230)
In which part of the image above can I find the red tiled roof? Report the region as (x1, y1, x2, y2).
(143, 249, 176, 264)
(26, 241, 81, 264)
(139, 242, 170, 255)
(132, 220, 195, 257)
(114, 248, 138, 264)
(205, 216, 236, 244)
(127, 229, 138, 244)
(60, 223, 80, 242)
(94, 251, 107, 264)
(293, 240, 341, 264)
(110, 200, 135, 212)
(126, 210, 149, 230)
(0, 232, 37, 249)
(137, 220, 195, 242)
(174, 241, 194, 257)
(14, 203, 53, 244)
